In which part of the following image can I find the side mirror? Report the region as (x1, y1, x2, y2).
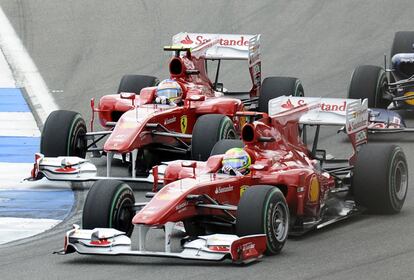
(181, 161, 197, 168)
(186, 95, 206, 102)
(120, 92, 136, 100)
(215, 82, 224, 92)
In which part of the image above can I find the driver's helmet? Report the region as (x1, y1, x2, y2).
(155, 79, 182, 104)
(222, 148, 251, 175)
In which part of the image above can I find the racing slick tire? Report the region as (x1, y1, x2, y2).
(117, 74, 158, 94)
(348, 65, 390, 108)
(40, 110, 87, 158)
(390, 31, 414, 80)
(258, 77, 304, 113)
(83, 180, 136, 236)
(353, 144, 408, 214)
(210, 139, 244, 156)
(391, 31, 414, 58)
(236, 185, 289, 255)
(191, 114, 237, 161)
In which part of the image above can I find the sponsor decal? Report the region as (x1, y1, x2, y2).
(242, 242, 255, 252)
(215, 185, 234, 194)
(180, 35, 193, 44)
(54, 166, 77, 173)
(308, 176, 320, 203)
(164, 116, 176, 126)
(240, 185, 248, 197)
(281, 99, 346, 112)
(180, 115, 188, 133)
(355, 130, 367, 143)
(181, 35, 250, 47)
(281, 99, 294, 109)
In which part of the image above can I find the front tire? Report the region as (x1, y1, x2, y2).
(83, 180, 136, 236)
(348, 65, 390, 108)
(258, 77, 304, 113)
(191, 114, 237, 161)
(40, 110, 87, 157)
(353, 144, 408, 214)
(236, 185, 289, 255)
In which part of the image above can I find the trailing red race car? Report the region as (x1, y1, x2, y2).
(35, 33, 305, 183)
(57, 95, 408, 264)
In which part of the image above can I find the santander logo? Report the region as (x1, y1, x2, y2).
(281, 99, 294, 109)
(180, 34, 250, 47)
(180, 35, 193, 44)
(281, 99, 347, 112)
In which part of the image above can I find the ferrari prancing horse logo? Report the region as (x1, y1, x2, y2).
(180, 115, 188, 133)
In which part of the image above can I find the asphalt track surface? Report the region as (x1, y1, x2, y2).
(1, 1, 414, 279)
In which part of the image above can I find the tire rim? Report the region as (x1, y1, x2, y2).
(271, 202, 289, 242)
(393, 160, 408, 200)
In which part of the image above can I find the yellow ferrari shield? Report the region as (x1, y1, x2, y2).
(180, 115, 188, 133)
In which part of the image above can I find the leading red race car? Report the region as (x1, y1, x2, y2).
(36, 33, 305, 183)
(57, 95, 408, 264)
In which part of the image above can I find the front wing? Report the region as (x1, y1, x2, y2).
(58, 225, 267, 264)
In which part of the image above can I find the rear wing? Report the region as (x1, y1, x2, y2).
(172, 32, 261, 97)
(172, 32, 260, 60)
(269, 96, 368, 147)
(269, 96, 367, 127)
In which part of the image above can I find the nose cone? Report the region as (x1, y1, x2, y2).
(132, 178, 199, 225)
(103, 108, 157, 153)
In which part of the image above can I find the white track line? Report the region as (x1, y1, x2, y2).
(0, 112, 40, 137)
(0, 6, 59, 124)
(0, 218, 60, 244)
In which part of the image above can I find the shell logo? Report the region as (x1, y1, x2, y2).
(404, 92, 414, 105)
(308, 176, 320, 203)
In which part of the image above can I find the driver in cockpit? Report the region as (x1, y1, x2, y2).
(155, 79, 183, 105)
(221, 148, 251, 176)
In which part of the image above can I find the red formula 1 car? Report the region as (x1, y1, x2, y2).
(34, 33, 305, 184)
(57, 96, 408, 264)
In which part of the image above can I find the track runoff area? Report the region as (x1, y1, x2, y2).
(0, 19, 73, 245)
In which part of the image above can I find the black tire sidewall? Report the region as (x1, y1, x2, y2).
(117, 75, 158, 94)
(258, 77, 304, 113)
(191, 114, 236, 161)
(348, 65, 389, 108)
(236, 186, 289, 255)
(353, 144, 408, 214)
(210, 139, 244, 156)
(40, 110, 87, 157)
(82, 180, 135, 236)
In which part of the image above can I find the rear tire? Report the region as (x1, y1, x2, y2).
(390, 31, 414, 80)
(236, 185, 289, 255)
(117, 75, 158, 94)
(258, 77, 304, 113)
(210, 139, 244, 156)
(40, 110, 87, 157)
(348, 65, 390, 108)
(82, 180, 135, 236)
(191, 114, 237, 161)
(353, 144, 408, 214)
(391, 31, 414, 58)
